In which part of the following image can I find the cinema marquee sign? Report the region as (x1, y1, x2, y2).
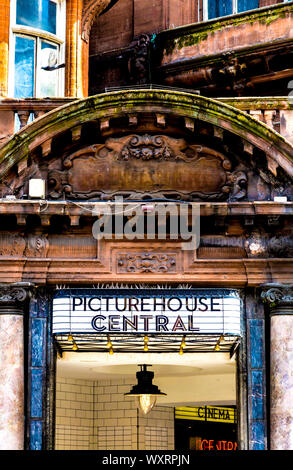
(52, 289, 241, 336)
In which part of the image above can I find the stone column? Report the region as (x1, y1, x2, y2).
(261, 283, 293, 450)
(0, 283, 33, 450)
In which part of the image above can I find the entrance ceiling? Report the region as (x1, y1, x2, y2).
(54, 332, 239, 355)
(56, 351, 237, 405)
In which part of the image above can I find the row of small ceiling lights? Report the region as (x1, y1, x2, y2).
(66, 333, 225, 354)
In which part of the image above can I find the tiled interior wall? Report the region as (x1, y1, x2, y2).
(55, 376, 174, 450)
(55, 377, 95, 450)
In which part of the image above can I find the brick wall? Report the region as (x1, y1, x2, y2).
(55, 375, 175, 450)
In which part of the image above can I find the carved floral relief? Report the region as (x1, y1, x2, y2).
(117, 252, 177, 273)
(0, 233, 26, 257)
(0, 233, 49, 258)
(48, 134, 247, 201)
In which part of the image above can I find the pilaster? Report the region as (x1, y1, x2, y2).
(262, 283, 293, 450)
(0, 282, 33, 450)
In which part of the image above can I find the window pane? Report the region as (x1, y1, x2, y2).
(238, 0, 259, 13)
(208, 0, 233, 19)
(16, 0, 57, 35)
(38, 41, 58, 97)
(14, 36, 35, 98)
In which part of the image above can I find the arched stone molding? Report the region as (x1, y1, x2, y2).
(81, 0, 114, 43)
(0, 89, 292, 184)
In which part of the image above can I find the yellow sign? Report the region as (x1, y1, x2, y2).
(175, 406, 237, 424)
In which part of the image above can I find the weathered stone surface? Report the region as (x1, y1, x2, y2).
(0, 314, 24, 450)
(262, 284, 293, 449)
(0, 91, 292, 204)
(0, 283, 32, 450)
(270, 315, 293, 449)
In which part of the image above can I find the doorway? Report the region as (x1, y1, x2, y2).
(54, 349, 237, 450)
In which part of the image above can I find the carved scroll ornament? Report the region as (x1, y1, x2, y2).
(24, 234, 49, 258)
(48, 134, 247, 201)
(261, 284, 293, 308)
(0, 285, 31, 304)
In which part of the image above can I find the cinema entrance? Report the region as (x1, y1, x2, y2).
(8, 89, 283, 451)
(53, 287, 240, 450)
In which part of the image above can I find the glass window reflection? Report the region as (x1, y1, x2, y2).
(38, 41, 58, 97)
(237, 0, 259, 13)
(16, 0, 57, 35)
(208, 0, 233, 19)
(14, 36, 35, 98)
(207, 0, 260, 19)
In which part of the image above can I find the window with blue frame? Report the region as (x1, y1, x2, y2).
(205, 0, 259, 20)
(11, 0, 65, 98)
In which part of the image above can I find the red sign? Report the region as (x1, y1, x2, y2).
(201, 440, 238, 451)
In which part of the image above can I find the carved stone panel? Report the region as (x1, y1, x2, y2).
(0, 233, 26, 257)
(24, 234, 49, 258)
(48, 134, 247, 201)
(117, 252, 177, 273)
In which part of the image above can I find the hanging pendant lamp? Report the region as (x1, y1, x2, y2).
(125, 364, 167, 415)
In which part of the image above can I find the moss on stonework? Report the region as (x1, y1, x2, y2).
(171, 32, 209, 52)
(161, 3, 293, 55)
(259, 10, 286, 26)
(218, 97, 291, 111)
(0, 89, 292, 181)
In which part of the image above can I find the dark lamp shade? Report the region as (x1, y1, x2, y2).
(125, 365, 167, 415)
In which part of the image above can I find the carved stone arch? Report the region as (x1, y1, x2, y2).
(81, 0, 116, 42)
(0, 89, 292, 202)
(66, 0, 118, 97)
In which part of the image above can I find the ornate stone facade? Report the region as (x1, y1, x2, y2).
(0, 0, 293, 453)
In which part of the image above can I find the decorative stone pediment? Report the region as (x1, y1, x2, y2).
(0, 90, 292, 203)
(47, 134, 247, 201)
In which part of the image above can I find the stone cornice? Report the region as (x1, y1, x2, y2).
(158, 2, 293, 44)
(0, 200, 291, 221)
(0, 257, 291, 287)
